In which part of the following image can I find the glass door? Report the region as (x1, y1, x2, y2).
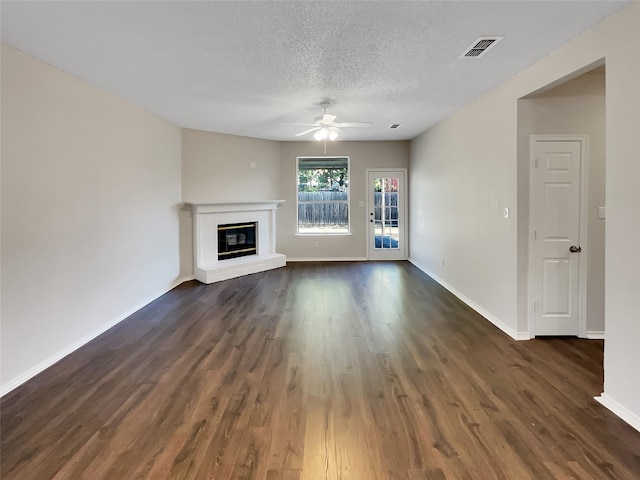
(367, 169, 406, 260)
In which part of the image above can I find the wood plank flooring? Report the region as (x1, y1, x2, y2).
(2, 261, 639, 480)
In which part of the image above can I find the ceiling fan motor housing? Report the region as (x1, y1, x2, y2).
(316, 114, 336, 124)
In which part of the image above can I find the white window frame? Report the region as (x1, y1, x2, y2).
(296, 156, 351, 236)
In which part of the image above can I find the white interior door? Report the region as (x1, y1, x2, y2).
(531, 139, 584, 336)
(367, 169, 406, 261)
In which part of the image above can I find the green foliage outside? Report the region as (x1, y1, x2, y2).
(298, 167, 348, 192)
(374, 177, 398, 192)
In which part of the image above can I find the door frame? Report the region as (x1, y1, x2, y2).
(528, 134, 589, 338)
(366, 168, 408, 261)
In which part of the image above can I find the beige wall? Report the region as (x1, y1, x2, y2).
(410, 2, 640, 428)
(179, 136, 409, 271)
(181, 129, 282, 203)
(2, 2, 638, 430)
(179, 129, 282, 277)
(1, 44, 183, 393)
(409, 92, 518, 337)
(519, 71, 606, 335)
(278, 141, 409, 260)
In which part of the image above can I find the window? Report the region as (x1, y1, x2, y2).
(297, 157, 349, 235)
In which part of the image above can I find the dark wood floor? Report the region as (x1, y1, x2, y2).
(2, 262, 639, 480)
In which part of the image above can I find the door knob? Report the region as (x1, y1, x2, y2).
(569, 245, 582, 253)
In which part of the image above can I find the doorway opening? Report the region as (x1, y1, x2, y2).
(518, 61, 606, 339)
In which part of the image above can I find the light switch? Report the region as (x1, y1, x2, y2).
(359, 200, 365, 207)
(598, 206, 606, 219)
(249, 161, 256, 169)
(503, 207, 509, 219)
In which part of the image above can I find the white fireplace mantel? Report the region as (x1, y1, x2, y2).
(190, 200, 285, 215)
(188, 201, 286, 284)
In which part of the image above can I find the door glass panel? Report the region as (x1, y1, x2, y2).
(374, 177, 399, 250)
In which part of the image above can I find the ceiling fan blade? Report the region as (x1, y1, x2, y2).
(334, 122, 373, 128)
(295, 127, 321, 137)
(280, 122, 320, 127)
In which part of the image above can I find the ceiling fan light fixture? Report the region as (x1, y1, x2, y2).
(314, 127, 331, 141)
(313, 127, 338, 142)
(289, 104, 369, 140)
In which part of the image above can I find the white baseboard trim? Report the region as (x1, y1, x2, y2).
(286, 257, 367, 262)
(586, 330, 605, 339)
(0, 276, 189, 397)
(595, 393, 640, 433)
(408, 258, 530, 341)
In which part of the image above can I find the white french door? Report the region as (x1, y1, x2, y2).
(367, 169, 407, 261)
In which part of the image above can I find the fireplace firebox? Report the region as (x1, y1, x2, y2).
(218, 222, 257, 260)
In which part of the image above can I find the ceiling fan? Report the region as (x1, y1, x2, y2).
(284, 102, 373, 141)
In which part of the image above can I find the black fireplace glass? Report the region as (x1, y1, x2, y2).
(217, 222, 257, 260)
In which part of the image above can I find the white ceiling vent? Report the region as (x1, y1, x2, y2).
(459, 36, 504, 58)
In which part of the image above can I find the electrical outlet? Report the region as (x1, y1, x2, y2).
(314, 241, 319, 248)
(249, 161, 256, 169)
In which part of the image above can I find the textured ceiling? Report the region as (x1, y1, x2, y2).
(0, 1, 631, 141)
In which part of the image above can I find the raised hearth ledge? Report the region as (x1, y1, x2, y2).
(195, 253, 286, 284)
(188, 201, 286, 284)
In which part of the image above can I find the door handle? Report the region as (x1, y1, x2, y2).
(569, 245, 582, 253)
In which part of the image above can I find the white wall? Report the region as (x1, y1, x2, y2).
(180, 129, 282, 277)
(278, 141, 409, 260)
(0, 44, 182, 394)
(519, 71, 606, 335)
(410, 2, 640, 429)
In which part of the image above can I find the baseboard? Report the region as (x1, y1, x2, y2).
(586, 330, 605, 339)
(595, 393, 640, 433)
(0, 276, 189, 397)
(179, 275, 195, 283)
(408, 258, 530, 341)
(286, 257, 367, 262)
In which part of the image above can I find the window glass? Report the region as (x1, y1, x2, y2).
(297, 157, 349, 234)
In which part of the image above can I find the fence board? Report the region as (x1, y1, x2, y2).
(297, 191, 398, 226)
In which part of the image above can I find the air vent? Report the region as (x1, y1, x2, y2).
(459, 36, 503, 58)
(389, 124, 401, 129)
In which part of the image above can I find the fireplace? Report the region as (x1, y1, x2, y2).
(218, 222, 257, 260)
(188, 201, 286, 284)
